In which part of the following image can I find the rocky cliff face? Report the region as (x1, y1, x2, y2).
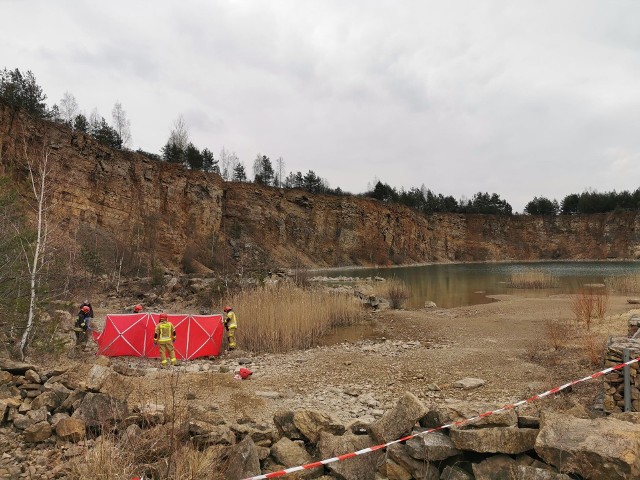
(1, 101, 639, 274)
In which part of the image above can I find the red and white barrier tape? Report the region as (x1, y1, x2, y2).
(241, 356, 640, 480)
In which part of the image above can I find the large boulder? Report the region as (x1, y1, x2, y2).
(318, 431, 383, 480)
(293, 409, 345, 443)
(274, 409, 304, 440)
(405, 429, 461, 461)
(56, 389, 85, 414)
(0, 397, 21, 422)
(535, 411, 640, 479)
(192, 425, 236, 447)
(86, 365, 118, 392)
(513, 466, 572, 479)
(421, 400, 517, 429)
(369, 392, 427, 443)
(0, 359, 36, 375)
(49, 412, 69, 429)
(0, 371, 12, 385)
(72, 392, 129, 428)
(386, 444, 439, 480)
(24, 369, 41, 384)
(232, 423, 276, 447)
(24, 421, 52, 443)
(452, 377, 486, 389)
(224, 436, 261, 480)
(440, 465, 474, 480)
(471, 454, 516, 480)
(26, 406, 48, 423)
(55, 417, 86, 442)
(378, 458, 413, 480)
(450, 426, 538, 454)
(31, 383, 70, 411)
(270, 437, 322, 479)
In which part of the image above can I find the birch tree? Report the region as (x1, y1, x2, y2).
(59, 92, 79, 126)
(275, 156, 285, 187)
(111, 101, 132, 148)
(168, 115, 189, 151)
(18, 134, 53, 359)
(219, 147, 239, 181)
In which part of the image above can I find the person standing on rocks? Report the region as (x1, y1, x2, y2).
(75, 305, 91, 345)
(154, 312, 177, 367)
(80, 299, 94, 319)
(223, 306, 237, 350)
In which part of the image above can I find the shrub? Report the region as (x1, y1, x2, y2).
(543, 319, 572, 351)
(151, 265, 165, 287)
(570, 287, 608, 330)
(582, 332, 605, 367)
(385, 278, 410, 309)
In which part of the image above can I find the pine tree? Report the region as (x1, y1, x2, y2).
(73, 114, 89, 133)
(0, 68, 49, 117)
(184, 143, 203, 170)
(162, 141, 184, 164)
(233, 163, 247, 181)
(201, 148, 219, 173)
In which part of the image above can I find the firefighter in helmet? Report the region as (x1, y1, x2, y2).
(75, 305, 91, 345)
(154, 312, 177, 366)
(223, 306, 237, 350)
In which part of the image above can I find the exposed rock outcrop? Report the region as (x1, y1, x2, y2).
(1, 100, 639, 273)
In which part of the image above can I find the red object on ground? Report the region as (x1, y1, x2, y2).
(94, 313, 224, 359)
(239, 367, 252, 379)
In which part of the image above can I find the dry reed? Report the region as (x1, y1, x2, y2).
(604, 274, 640, 295)
(507, 270, 559, 289)
(226, 283, 362, 353)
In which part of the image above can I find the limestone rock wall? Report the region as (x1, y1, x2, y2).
(2, 100, 640, 272)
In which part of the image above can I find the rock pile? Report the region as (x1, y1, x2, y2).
(3, 356, 640, 479)
(603, 337, 640, 413)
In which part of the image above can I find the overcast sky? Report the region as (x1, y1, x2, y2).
(3, 0, 640, 211)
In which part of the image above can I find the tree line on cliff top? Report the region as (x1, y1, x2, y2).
(2, 67, 639, 216)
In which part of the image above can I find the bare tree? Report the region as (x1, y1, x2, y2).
(88, 108, 101, 130)
(111, 101, 132, 148)
(219, 147, 231, 180)
(18, 134, 53, 359)
(168, 115, 189, 151)
(59, 92, 78, 125)
(275, 156, 286, 187)
(219, 147, 239, 181)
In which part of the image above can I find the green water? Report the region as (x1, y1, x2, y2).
(314, 261, 640, 308)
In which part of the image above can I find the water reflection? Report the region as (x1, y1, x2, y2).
(313, 261, 640, 309)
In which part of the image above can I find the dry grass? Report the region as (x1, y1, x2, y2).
(385, 278, 410, 309)
(69, 440, 225, 480)
(581, 332, 606, 367)
(604, 274, 640, 295)
(507, 270, 559, 289)
(367, 278, 410, 309)
(543, 319, 572, 351)
(68, 369, 228, 480)
(570, 288, 609, 330)
(225, 282, 362, 353)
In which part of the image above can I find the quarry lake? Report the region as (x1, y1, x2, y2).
(314, 261, 640, 308)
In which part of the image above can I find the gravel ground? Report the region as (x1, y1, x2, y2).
(64, 292, 638, 427)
